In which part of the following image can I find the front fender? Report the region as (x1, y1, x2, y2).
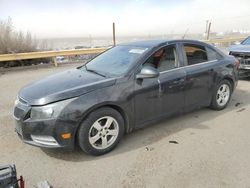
(60, 83, 134, 140)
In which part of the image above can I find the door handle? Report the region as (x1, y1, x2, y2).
(208, 69, 214, 72)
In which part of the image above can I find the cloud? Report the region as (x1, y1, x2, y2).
(1, 0, 250, 38)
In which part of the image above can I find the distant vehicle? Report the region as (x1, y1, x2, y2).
(74, 46, 90, 49)
(229, 36, 250, 77)
(13, 39, 238, 156)
(56, 56, 65, 63)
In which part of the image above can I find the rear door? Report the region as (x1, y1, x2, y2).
(181, 43, 215, 110)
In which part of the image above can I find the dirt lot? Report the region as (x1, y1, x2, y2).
(1, 64, 250, 188)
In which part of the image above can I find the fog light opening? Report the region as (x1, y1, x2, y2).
(31, 135, 59, 146)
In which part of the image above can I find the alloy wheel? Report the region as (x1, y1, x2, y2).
(216, 84, 230, 107)
(88, 116, 119, 150)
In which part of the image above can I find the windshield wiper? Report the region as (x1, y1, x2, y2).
(85, 65, 106, 77)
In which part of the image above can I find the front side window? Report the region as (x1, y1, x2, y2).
(144, 45, 178, 72)
(85, 45, 148, 76)
(184, 44, 208, 65)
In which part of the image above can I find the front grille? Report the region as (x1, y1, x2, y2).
(231, 52, 250, 65)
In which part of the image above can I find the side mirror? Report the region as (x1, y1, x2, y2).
(136, 66, 159, 79)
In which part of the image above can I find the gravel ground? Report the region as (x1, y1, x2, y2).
(0, 64, 250, 188)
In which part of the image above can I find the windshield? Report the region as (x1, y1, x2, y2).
(84, 45, 148, 76)
(242, 37, 250, 45)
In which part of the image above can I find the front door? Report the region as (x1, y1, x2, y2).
(134, 44, 186, 127)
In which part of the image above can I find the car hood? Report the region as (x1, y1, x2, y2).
(19, 68, 116, 106)
(229, 44, 250, 53)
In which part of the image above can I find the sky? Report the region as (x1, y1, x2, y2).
(0, 0, 250, 38)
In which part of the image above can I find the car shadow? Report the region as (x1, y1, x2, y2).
(41, 83, 250, 162)
(240, 77, 250, 81)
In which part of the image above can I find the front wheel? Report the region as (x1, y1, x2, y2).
(210, 80, 232, 110)
(77, 107, 125, 156)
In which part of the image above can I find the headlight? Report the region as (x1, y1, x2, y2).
(14, 97, 19, 106)
(30, 98, 75, 120)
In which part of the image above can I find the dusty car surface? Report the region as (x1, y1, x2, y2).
(229, 36, 250, 77)
(13, 39, 238, 156)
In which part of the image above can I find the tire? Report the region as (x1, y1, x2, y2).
(77, 107, 125, 156)
(210, 80, 232, 110)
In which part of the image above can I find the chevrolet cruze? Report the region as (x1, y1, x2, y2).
(13, 40, 238, 155)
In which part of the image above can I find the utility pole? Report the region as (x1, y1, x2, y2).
(205, 20, 209, 39)
(182, 28, 189, 39)
(112, 22, 116, 46)
(207, 21, 212, 40)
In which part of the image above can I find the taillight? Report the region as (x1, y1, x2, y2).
(235, 59, 240, 69)
(229, 55, 240, 69)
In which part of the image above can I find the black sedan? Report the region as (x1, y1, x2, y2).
(13, 39, 238, 155)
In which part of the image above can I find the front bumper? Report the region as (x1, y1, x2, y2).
(14, 117, 76, 149)
(239, 64, 250, 70)
(13, 100, 77, 149)
(239, 67, 250, 78)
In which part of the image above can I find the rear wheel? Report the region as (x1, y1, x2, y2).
(77, 107, 124, 156)
(210, 80, 232, 110)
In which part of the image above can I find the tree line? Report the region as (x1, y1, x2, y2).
(0, 17, 50, 67)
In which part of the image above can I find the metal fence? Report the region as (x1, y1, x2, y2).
(0, 37, 245, 67)
(0, 48, 107, 67)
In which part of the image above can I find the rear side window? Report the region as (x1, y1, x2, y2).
(206, 47, 223, 61)
(184, 44, 208, 65)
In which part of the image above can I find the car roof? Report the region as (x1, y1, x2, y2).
(119, 39, 208, 48)
(119, 40, 170, 47)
